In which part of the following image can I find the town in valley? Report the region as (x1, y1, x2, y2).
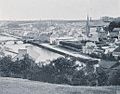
(0, 16, 120, 69)
(0, 16, 120, 88)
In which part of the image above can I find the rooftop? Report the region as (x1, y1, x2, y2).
(114, 46, 120, 52)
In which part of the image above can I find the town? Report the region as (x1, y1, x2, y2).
(0, 16, 120, 69)
(0, 16, 120, 87)
(0, 0, 120, 93)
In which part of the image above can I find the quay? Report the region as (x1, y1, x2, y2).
(28, 41, 100, 64)
(5, 49, 18, 54)
(0, 33, 100, 64)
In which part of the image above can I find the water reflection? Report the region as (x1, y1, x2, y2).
(0, 35, 63, 63)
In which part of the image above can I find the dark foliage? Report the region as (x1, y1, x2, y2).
(108, 20, 120, 31)
(96, 67, 108, 86)
(0, 55, 120, 86)
(108, 69, 120, 85)
(71, 70, 87, 85)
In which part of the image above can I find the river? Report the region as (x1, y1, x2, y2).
(0, 34, 63, 63)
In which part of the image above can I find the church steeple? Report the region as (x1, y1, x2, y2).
(86, 15, 90, 37)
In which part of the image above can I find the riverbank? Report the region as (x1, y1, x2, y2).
(28, 41, 100, 63)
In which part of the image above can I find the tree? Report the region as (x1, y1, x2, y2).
(72, 70, 87, 85)
(96, 67, 108, 86)
(10, 54, 36, 78)
(108, 69, 120, 85)
(0, 56, 13, 76)
(51, 57, 77, 75)
(39, 57, 78, 84)
(17, 54, 35, 78)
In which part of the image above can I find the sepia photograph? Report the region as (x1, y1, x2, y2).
(0, 0, 120, 94)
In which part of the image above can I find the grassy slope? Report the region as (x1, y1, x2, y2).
(0, 77, 120, 94)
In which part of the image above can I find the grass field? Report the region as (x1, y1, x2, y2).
(0, 77, 120, 94)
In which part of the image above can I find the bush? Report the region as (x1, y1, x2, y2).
(38, 57, 78, 84)
(1, 55, 120, 86)
(71, 70, 87, 85)
(0, 55, 37, 78)
(0, 56, 13, 77)
(96, 67, 108, 86)
(108, 69, 120, 85)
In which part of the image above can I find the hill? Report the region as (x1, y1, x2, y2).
(0, 77, 119, 94)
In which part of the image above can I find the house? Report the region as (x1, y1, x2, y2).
(82, 42, 97, 54)
(50, 36, 75, 45)
(12, 49, 27, 61)
(37, 32, 51, 42)
(88, 28, 99, 42)
(118, 31, 120, 40)
(98, 28, 108, 40)
(102, 44, 118, 54)
(112, 46, 120, 60)
(92, 48, 105, 58)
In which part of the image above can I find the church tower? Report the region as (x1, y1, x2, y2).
(86, 15, 90, 37)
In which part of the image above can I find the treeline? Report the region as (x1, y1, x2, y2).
(0, 55, 120, 86)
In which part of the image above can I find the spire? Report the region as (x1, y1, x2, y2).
(86, 14, 90, 37)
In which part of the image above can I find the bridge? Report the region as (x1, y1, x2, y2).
(0, 40, 22, 45)
(0, 38, 43, 45)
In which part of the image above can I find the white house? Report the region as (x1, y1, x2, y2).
(50, 36, 75, 45)
(12, 49, 27, 62)
(102, 44, 118, 54)
(88, 28, 99, 42)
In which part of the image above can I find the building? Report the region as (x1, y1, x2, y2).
(86, 15, 90, 37)
(102, 44, 118, 54)
(37, 32, 51, 42)
(88, 28, 99, 42)
(82, 42, 97, 54)
(50, 36, 75, 45)
(98, 27, 108, 40)
(112, 46, 120, 60)
(12, 49, 27, 61)
(59, 41, 83, 51)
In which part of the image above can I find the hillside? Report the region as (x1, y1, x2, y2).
(0, 77, 119, 94)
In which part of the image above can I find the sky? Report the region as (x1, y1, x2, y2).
(0, 0, 120, 20)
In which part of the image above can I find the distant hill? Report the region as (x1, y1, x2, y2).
(0, 77, 119, 94)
